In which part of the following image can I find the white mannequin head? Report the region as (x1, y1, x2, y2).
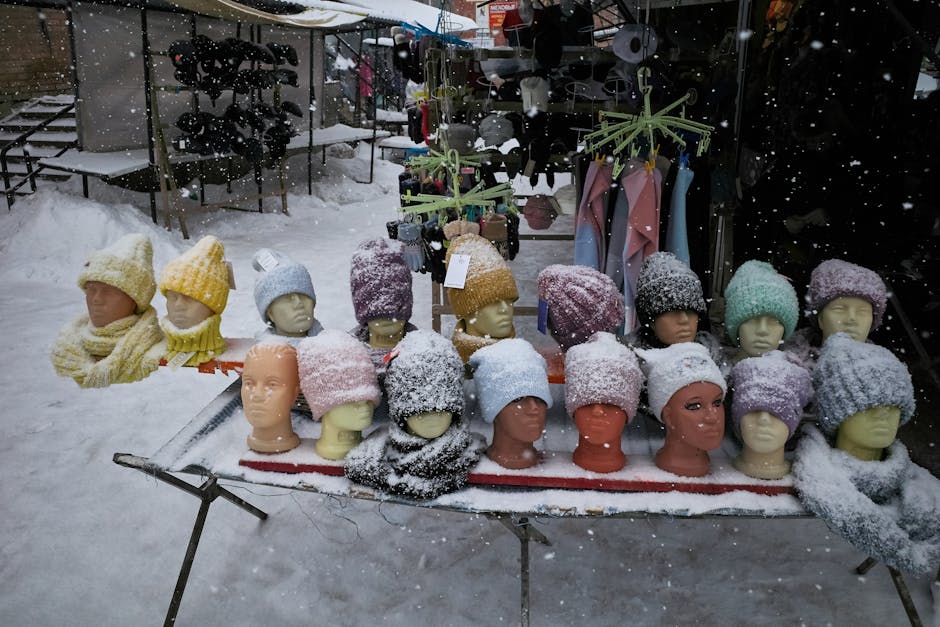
(818, 296, 874, 342)
(266, 292, 315, 337)
(465, 299, 515, 338)
(406, 411, 453, 439)
(737, 315, 786, 356)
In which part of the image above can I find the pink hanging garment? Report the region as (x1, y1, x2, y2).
(621, 162, 662, 330)
(573, 160, 613, 271)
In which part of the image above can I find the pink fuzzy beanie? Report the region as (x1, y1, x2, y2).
(297, 329, 381, 420)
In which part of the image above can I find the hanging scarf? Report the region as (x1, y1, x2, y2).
(50, 307, 164, 388)
(622, 163, 663, 330)
(344, 417, 486, 500)
(793, 426, 940, 575)
(665, 163, 695, 265)
(573, 160, 613, 271)
(161, 313, 225, 366)
(450, 322, 515, 364)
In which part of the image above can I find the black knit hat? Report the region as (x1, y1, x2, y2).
(384, 330, 465, 428)
(635, 251, 707, 324)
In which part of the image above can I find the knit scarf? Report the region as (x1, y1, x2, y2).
(793, 426, 940, 575)
(344, 417, 486, 500)
(450, 323, 515, 364)
(50, 307, 164, 388)
(161, 313, 225, 366)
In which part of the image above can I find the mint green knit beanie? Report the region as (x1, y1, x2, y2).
(724, 260, 799, 344)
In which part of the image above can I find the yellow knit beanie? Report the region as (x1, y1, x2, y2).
(445, 233, 518, 320)
(77, 233, 156, 313)
(159, 235, 229, 313)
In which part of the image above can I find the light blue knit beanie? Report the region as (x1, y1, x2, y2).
(468, 338, 553, 424)
(724, 260, 799, 344)
(252, 248, 317, 324)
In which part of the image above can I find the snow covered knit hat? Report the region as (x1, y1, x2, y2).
(731, 351, 812, 436)
(252, 248, 316, 324)
(468, 338, 552, 423)
(806, 259, 887, 331)
(635, 252, 707, 325)
(445, 233, 519, 320)
(159, 235, 229, 313)
(77, 233, 156, 313)
(538, 264, 625, 350)
(635, 342, 726, 422)
(724, 260, 799, 344)
(385, 330, 465, 427)
(564, 332, 643, 418)
(297, 329, 381, 420)
(349, 238, 413, 326)
(813, 333, 915, 434)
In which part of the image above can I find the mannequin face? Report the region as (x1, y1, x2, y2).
(661, 381, 725, 451)
(166, 289, 213, 329)
(737, 315, 785, 356)
(241, 348, 300, 429)
(574, 403, 628, 443)
(465, 299, 515, 339)
(406, 411, 453, 439)
(838, 405, 901, 453)
(653, 310, 699, 345)
(266, 293, 314, 336)
(495, 396, 547, 443)
(368, 318, 406, 347)
(323, 400, 374, 431)
(818, 296, 874, 342)
(739, 410, 790, 453)
(84, 280, 137, 327)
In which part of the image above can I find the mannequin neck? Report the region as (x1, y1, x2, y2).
(247, 424, 300, 454)
(656, 434, 711, 477)
(733, 445, 790, 479)
(487, 422, 540, 469)
(835, 432, 886, 461)
(573, 435, 626, 473)
(316, 417, 363, 460)
(273, 327, 307, 338)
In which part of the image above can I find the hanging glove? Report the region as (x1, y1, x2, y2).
(506, 212, 520, 261)
(397, 222, 425, 272)
(421, 223, 447, 283)
(481, 213, 510, 260)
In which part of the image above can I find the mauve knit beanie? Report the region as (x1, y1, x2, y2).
(349, 238, 413, 326)
(730, 351, 812, 437)
(805, 259, 887, 331)
(724, 260, 799, 344)
(564, 332, 643, 418)
(538, 264, 625, 350)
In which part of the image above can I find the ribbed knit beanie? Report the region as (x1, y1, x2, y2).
(724, 260, 799, 344)
(806, 259, 887, 331)
(384, 330, 465, 428)
(538, 264, 625, 350)
(564, 332, 643, 418)
(730, 351, 811, 437)
(252, 248, 316, 324)
(445, 233, 519, 320)
(468, 338, 553, 423)
(813, 333, 915, 434)
(635, 252, 706, 325)
(77, 233, 156, 313)
(635, 342, 726, 422)
(349, 238, 413, 326)
(159, 235, 229, 313)
(297, 330, 381, 421)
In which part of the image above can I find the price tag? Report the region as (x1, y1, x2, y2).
(165, 351, 195, 371)
(443, 253, 471, 289)
(225, 261, 236, 290)
(255, 249, 279, 272)
(537, 298, 549, 334)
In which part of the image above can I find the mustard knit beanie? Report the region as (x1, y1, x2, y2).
(159, 235, 229, 313)
(445, 233, 518, 320)
(77, 233, 156, 313)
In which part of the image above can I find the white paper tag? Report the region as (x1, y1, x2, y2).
(443, 253, 471, 289)
(224, 261, 236, 290)
(255, 249, 279, 272)
(166, 351, 195, 370)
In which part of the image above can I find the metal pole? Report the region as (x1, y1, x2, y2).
(369, 26, 377, 183)
(519, 517, 531, 627)
(855, 556, 877, 575)
(308, 28, 314, 195)
(140, 6, 157, 224)
(65, 0, 82, 151)
(887, 567, 923, 627)
(164, 482, 214, 627)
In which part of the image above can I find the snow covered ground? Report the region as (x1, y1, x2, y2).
(1, 148, 937, 626)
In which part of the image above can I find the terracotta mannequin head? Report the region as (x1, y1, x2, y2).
(76, 233, 157, 327)
(165, 289, 214, 329)
(806, 259, 887, 344)
(565, 332, 644, 473)
(349, 238, 414, 349)
(84, 281, 138, 328)
(487, 397, 547, 468)
(723, 260, 799, 357)
(317, 400, 375, 460)
(266, 292, 315, 337)
(242, 342, 301, 454)
(635, 252, 707, 344)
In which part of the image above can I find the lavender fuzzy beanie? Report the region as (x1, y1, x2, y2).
(252, 248, 316, 324)
(297, 330, 381, 420)
(731, 351, 812, 436)
(635, 252, 707, 325)
(806, 259, 887, 331)
(385, 330, 465, 428)
(813, 333, 915, 434)
(635, 342, 726, 422)
(350, 238, 413, 326)
(724, 260, 799, 343)
(537, 264, 625, 350)
(468, 338, 553, 424)
(564, 332, 643, 418)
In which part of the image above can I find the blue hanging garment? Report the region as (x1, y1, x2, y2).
(665, 162, 694, 265)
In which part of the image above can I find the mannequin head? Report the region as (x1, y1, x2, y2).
(241, 343, 301, 453)
(737, 315, 786, 357)
(316, 400, 375, 460)
(662, 382, 725, 450)
(84, 281, 137, 327)
(266, 292, 315, 337)
(368, 318, 406, 349)
(818, 296, 874, 342)
(835, 405, 901, 461)
(464, 299, 516, 339)
(488, 397, 547, 469)
(733, 410, 792, 479)
(652, 310, 699, 345)
(165, 289, 214, 329)
(350, 238, 413, 347)
(574, 403, 628, 443)
(406, 411, 453, 439)
(723, 260, 798, 353)
(297, 329, 382, 422)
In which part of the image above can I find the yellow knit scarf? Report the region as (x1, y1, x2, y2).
(450, 322, 516, 363)
(161, 313, 225, 366)
(50, 307, 164, 388)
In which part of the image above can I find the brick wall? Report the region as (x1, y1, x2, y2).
(0, 6, 73, 104)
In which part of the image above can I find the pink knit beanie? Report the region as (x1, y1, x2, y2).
(297, 329, 381, 420)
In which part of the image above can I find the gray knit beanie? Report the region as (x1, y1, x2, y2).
(252, 248, 316, 324)
(468, 338, 552, 424)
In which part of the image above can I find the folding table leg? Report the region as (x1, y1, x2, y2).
(490, 515, 551, 627)
(854, 557, 923, 627)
